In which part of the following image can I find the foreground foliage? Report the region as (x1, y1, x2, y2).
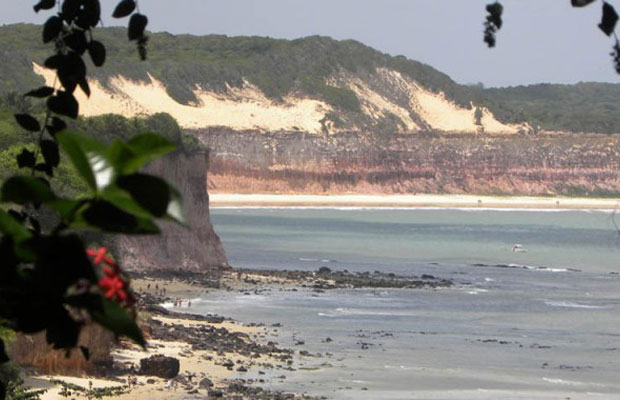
(0, 1, 180, 398)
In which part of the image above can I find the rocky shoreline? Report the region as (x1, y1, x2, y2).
(31, 268, 453, 399)
(233, 267, 452, 290)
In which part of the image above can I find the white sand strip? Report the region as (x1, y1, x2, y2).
(209, 193, 620, 210)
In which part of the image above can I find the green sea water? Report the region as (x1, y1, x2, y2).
(189, 208, 620, 399)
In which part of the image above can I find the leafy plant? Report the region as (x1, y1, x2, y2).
(0, 1, 181, 398)
(5, 378, 46, 400)
(51, 379, 128, 399)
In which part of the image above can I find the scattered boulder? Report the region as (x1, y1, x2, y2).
(199, 377, 214, 389)
(138, 355, 180, 379)
(208, 389, 224, 397)
(317, 266, 331, 275)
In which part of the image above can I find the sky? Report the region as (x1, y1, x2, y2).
(1, 0, 619, 87)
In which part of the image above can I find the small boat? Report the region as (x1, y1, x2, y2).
(511, 244, 527, 253)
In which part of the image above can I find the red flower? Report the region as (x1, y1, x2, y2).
(86, 246, 135, 308)
(99, 275, 126, 301)
(86, 246, 107, 265)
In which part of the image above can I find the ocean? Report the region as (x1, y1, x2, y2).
(195, 208, 620, 399)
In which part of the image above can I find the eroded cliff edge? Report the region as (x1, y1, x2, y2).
(199, 129, 620, 197)
(116, 152, 229, 274)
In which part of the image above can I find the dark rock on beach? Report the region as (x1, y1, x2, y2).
(138, 355, 180, 379)
(198, 377, 214, 389)
(237, 267, 452, 289)
(148, 318, 292, 362)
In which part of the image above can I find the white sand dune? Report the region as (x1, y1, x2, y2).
(33, 63, 331, 133)
(34, 63, 522, 135)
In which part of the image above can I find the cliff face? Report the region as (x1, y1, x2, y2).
(116, 152, 229, 274)
(200, 129, 620, 197)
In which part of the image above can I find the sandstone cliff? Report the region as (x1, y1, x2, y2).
(116, 152, 229, 274)
(4, 25, 619, 198)
(200, 129, 620, 197)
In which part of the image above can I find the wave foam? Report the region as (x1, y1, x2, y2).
(544, 301, 607, 309)
(472, 263, 576, 273)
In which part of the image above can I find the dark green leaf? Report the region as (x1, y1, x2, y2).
(48, 198, 84, 221)
(8, 210, 26, 223)
(47, 116, 67, 136)
(117, 174, 170, 217)
(46, 307, 81, 349)
(59, 132, 114, 190)
(65, 30, 88, 54)
(33, 0, 55, 12)
(41, 140, 60, 167)
(28, 216, 41, 234)
(100, 185, 156, 219)
(47, 91, 79, 118)
(14, 114, 41, 132)
(25, 86, 55, 98)
(44, 54, 63, 70)
(0, 215, 36, 261)
(82, 200, 149, 233)
(35, 162, 54, 177)
(600, 2, 619, 36)
(64, 292, 103, 310)
(61, 0, 82, 22)
(119, 133, 175, 173)
(92, 297, 145, 347)
(80, 200, 160, 234)
(1, 176, 56, 205)
(80, 346, 90, 360)
(27, 233, 97, 291)
(128, 13, 148, 41)
(56, 131, 98, 190)
(88, 40, 106, 67)
(43, 16, 63, 43)
(0, 209, 32, 242)
(486, 2, 503, 28)
(79, 78, 91, 97)
(137, 36, 148, 60)
(165, 186, 186, 225)
(16, 149, 36, 168)
(57, 52, 86, 93)
(484, 2, 503, 47)
(77, 0, 101, 28)
(572, 0, 596, 6)
(12, 294, 49, 333)
(112, 0, 136, 18)
(0, 338, 8, 363)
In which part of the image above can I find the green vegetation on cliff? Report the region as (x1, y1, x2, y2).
(0, 98, 200, 197)
(469, 82, 620, 133)
(1, 23, 620, 133)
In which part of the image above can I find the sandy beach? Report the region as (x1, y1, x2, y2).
(28, 275, 315, 400)
(209, 193, 620, 210)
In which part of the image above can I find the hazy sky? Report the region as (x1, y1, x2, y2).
(1, 0, 618, 87)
